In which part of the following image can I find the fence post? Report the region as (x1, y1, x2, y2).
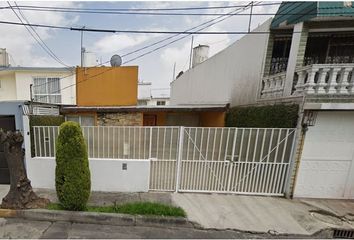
(175, 126, 184, 193)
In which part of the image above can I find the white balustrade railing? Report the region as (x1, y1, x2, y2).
(261, 63, 354, 98)
(294, 64, 354, 95)
(261, 72, 286, 98)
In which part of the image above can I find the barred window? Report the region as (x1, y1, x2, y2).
(33, 77, 61, 104)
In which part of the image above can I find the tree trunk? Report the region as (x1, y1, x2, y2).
(0, 130, 49, 209)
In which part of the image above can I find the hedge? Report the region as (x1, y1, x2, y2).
(29, 115, 65, 157)
(225, 104, 299, 128)
(55, 121, 91, 211)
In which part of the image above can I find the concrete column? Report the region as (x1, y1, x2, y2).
(283, 23, 309, 96)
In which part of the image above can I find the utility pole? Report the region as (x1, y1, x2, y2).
(248, 2, 254, 33)
(189, 36, 194, 69)
(80, 26, 85, 67)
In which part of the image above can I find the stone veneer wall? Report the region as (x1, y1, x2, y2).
(97, 112, 143, 126)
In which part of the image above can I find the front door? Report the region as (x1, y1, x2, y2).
(0, 116, 16, 184)
(143, 114, 157, 126)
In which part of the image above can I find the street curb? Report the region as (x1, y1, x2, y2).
(0, 208, 196, 229)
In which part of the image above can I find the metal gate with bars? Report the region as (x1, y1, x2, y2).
(33, 126, 296, 196)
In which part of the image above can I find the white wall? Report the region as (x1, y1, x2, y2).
(138, 83, 152, 100)
(170, 19, 272, 107)
(0, 73, 17, 100)
(27, 157, 151, 192)
(15, 71, 76, 105)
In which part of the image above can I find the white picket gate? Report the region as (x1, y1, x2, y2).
(32, 126, 296, 196)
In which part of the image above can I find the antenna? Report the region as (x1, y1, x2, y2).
(110, 54, 122, 66)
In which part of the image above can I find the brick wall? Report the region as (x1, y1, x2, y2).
(97, 112, 143, 126)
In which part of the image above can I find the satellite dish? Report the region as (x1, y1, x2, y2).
(110, 54, 122, 67)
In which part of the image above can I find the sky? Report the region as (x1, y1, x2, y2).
(0, 1, 280, 94)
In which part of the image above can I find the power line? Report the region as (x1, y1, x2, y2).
(12, 2, 71, 68)
(120, 3, 253, 58)
(6, 2, 71, 68)
(34, 2, 257, 102)
(0, 20, 304, 35)
(0, 2, 281, 12)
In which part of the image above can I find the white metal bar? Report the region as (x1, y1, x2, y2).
(227, 128, 238, 191)
(175, 126, 184, 192)
(52, 127, 56, 157)
(234, 129, 244, 191)
(162, 128, 166, 160)
(33, 127, 38, 157)
(250, 129, 259, 192)
(218, 128, 224, 161)
(242, 129, 252, 192)
(224, 129, 230, 161)
(211, 128, 217, 161)
(192, 128, 197, 161)
(262, 129, 274, 193)
(275, 129, 289, 193)
(270, 129, 283, 193)
(149, 127, 152, 159)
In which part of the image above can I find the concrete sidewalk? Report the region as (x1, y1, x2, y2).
(172, 193, 354, 236)
(1, 185, 354, 237)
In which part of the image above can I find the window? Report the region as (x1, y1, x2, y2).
(66, 115, 95, 126)
(33, 77, 61, 104)
(157, 101, 166, 106)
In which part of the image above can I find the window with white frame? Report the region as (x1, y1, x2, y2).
(66, 115, 95, 126)
(33, 77, 61, 104)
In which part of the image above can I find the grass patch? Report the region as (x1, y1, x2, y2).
(47, 202, 186, 217)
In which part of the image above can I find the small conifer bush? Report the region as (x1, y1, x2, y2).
(55, 121, 91, 211)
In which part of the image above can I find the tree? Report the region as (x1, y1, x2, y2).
(0, 130, 49, 209)
(55, 121, 91, 211)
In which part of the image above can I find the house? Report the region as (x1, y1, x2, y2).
(138, 82, 170, 106)
(170, 2, 354, 199)
(0, 49, 76, 105)
(0, 100, 61, 184)
(63, 66, 226, 127)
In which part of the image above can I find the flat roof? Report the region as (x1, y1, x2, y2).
(0, 66, 74, 72)
(61, 104, 228, 113)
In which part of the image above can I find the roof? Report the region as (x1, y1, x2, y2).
(271, 1, 354, 29)
(0, 66, 74, 72)
(61, 104, 228, 113)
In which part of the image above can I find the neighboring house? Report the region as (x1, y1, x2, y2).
(64, 66, 225, 127)
(170, 2, 354, 199)
(0, 100, 60, 184)
(0, 49, 76, 105)
(138, 82, 170, 106)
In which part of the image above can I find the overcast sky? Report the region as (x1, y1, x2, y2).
(0, 1, 279, 93)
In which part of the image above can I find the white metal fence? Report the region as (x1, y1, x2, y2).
(33, 126, 296, 196)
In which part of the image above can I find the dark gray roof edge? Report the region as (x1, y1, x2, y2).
(0, 66, 75, 72)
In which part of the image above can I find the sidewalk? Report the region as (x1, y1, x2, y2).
(1, 185, 354, 237)
(172, 193, 354, 236)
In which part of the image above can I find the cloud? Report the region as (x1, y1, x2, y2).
(93, 34, 151, 54)
(0, 1, 80, 67)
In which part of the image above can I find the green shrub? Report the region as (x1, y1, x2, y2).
(55, 121, 91, 211)
(30, 115, 64, 157)
(225, 104, 299, 128)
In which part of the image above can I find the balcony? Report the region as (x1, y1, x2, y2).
(261, 64, 354, 99)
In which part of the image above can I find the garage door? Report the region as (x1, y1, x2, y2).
(294, 111, 354, 199)
(0, 116, 16, 184)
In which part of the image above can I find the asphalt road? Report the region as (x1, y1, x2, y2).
(0, 217, 310, 239)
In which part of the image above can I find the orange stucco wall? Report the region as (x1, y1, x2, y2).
(199, 112, 225, 127)
(76, 67, 138, 106)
